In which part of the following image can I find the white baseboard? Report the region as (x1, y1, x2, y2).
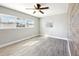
(48, 36, 68, 41)
(0, 34, 40, 48)
(40, 34, 68, 41)
(67, 40, 71, 56)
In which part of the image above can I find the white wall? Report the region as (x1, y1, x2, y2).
(0, 6, 40, 46)
(40, 13, 68, 39)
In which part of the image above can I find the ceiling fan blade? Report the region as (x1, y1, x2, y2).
(33, 11, 36, 14)
(37, 4, 41, 9)
(34, 5, 37, 9)
(40, 7, 49, 9)
(39, 10, 44, 14)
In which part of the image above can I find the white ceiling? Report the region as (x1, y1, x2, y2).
(0, 3, 68, 18)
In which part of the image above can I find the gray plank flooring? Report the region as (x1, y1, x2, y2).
(0, 36, 69, 56)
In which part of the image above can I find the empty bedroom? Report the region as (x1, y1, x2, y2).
(0, 3, 79, 56)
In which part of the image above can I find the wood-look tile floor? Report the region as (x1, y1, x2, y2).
(0, 36, 69, 56)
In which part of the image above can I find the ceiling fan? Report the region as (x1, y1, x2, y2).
(26, 3, 49, 14)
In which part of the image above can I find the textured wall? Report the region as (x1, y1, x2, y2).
(70, 11, 79, 56)
(68, 4, 79, 56)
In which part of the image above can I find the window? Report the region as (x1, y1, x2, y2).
(0, 14, 34, 29)
(26, 19, 34, 28)
(16, 18, 25, 28)
(0, 14, 16, 29)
